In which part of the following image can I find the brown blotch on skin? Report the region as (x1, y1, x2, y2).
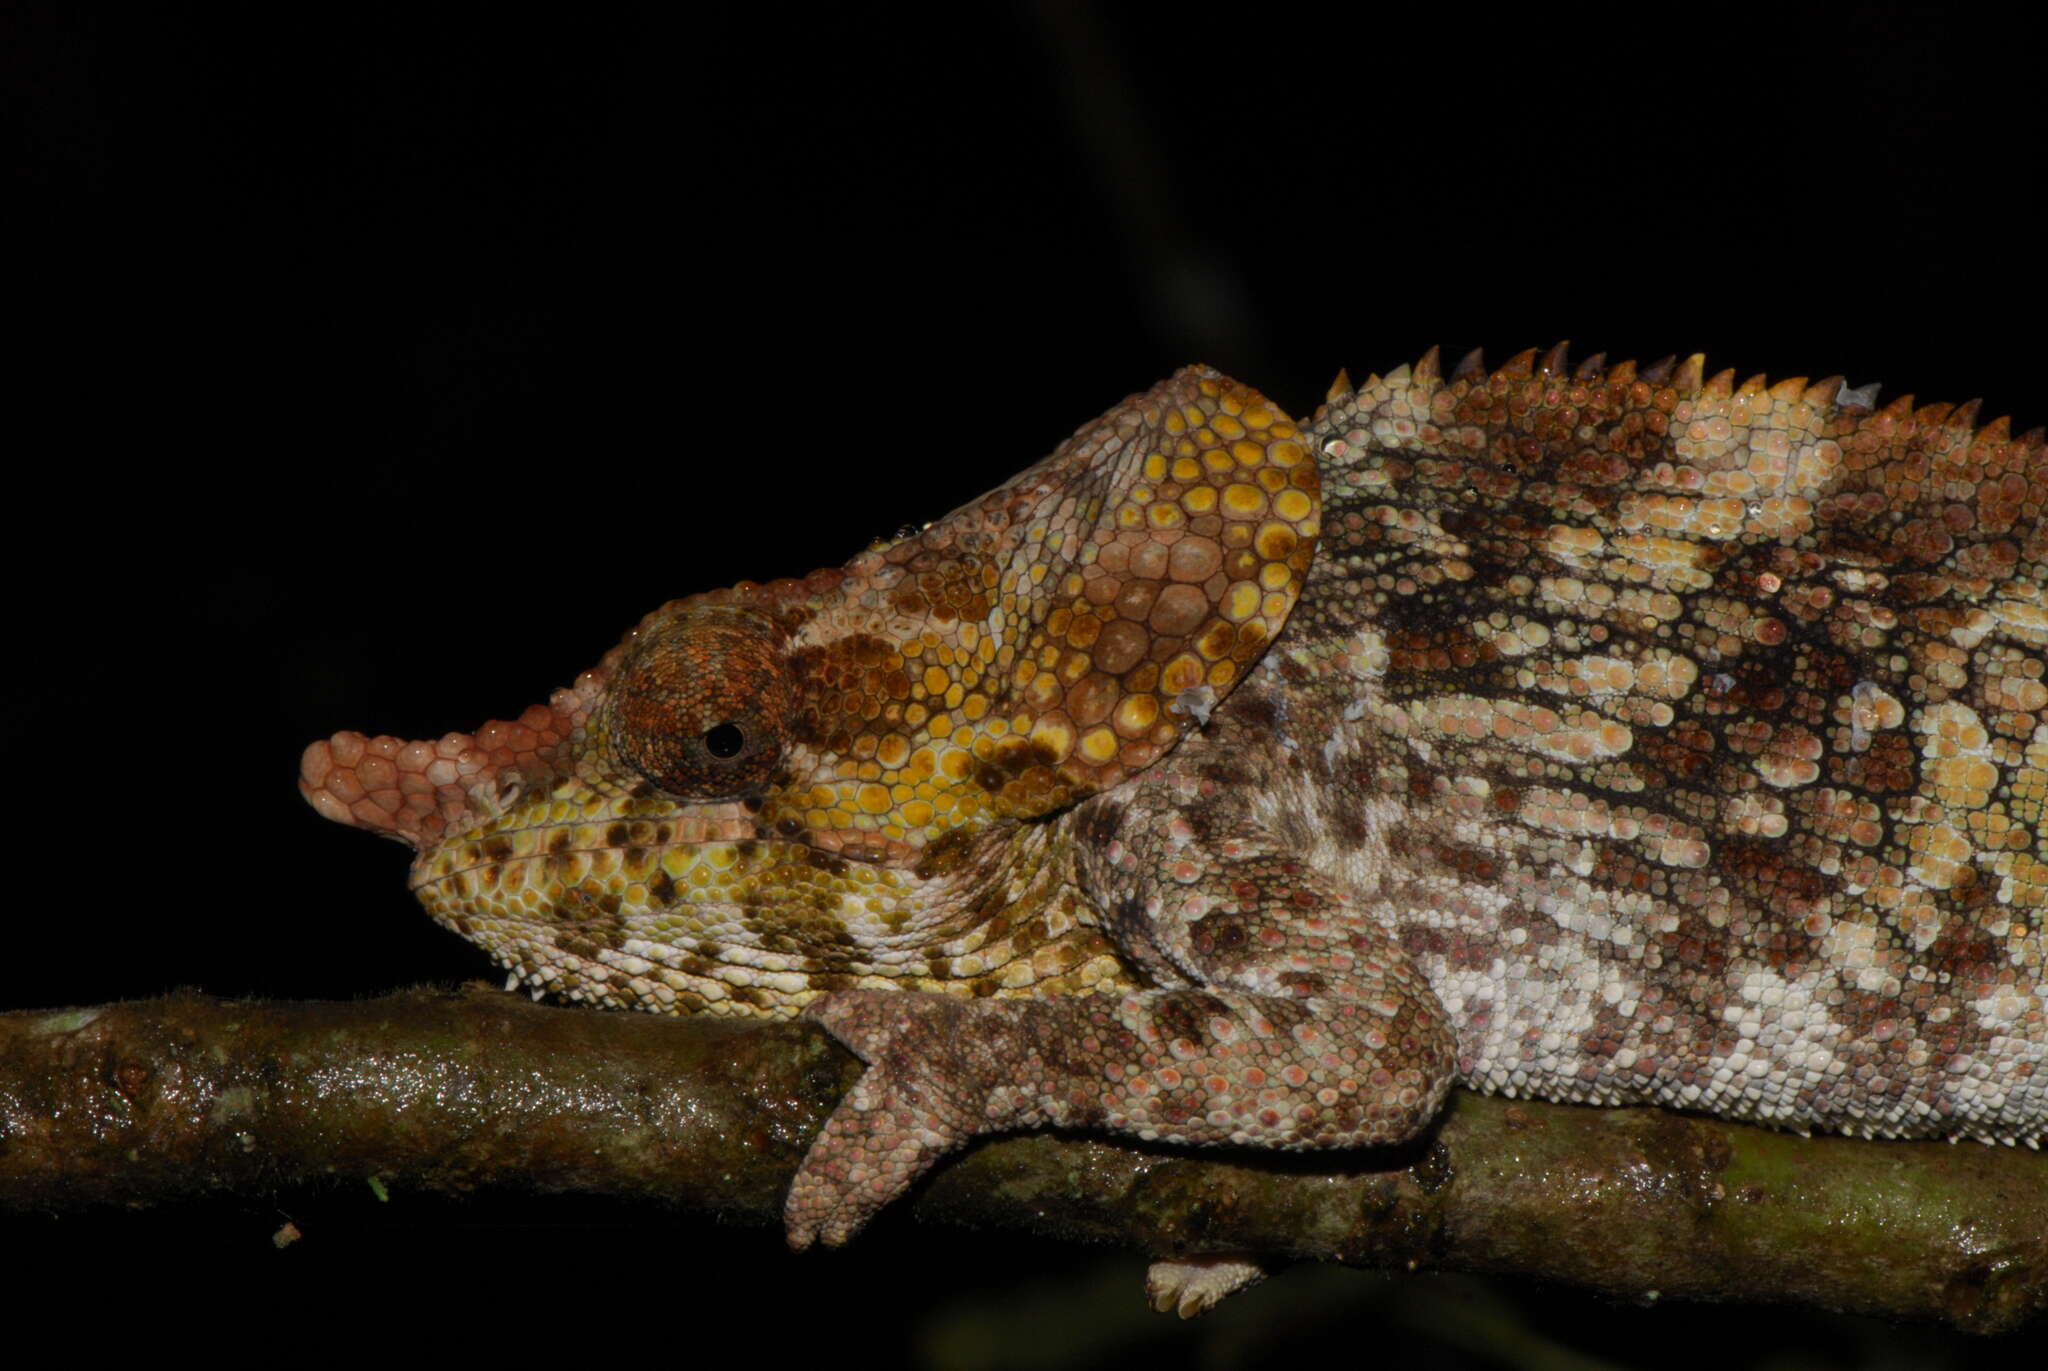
(1433, 841, 1500, 884)
(914, 825, 981, 881)
(1103, 896, 1152, 943)
(1226, 690, 1281, 730)
(1638, 734, 1714, 783)
(1928, 913, 2002, 971)
(1328, 802, 1371, 849)
(1150, 993, 1228, 1045)
(555, 885, 625, 923)
(964, 881, 1013, 925)
(1077, 799, 1126, 850)
(1189, 909, 1252, 959)
(806, 847, 850, 877)
(1197, 758, 1254, 788)
(972, 739, 1064, 794)
(1950, 872, 1993, 913)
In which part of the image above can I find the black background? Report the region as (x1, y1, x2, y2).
(7, 4, 2046, 1365)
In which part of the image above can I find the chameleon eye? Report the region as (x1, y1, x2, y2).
(602, 609, 792, 800)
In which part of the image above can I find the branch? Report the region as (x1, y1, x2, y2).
(2, 989, 2042, 1332)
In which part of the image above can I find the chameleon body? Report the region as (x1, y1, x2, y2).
(304, 347, 2048, 1311)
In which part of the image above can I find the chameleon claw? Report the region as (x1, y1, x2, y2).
(1146, 1257, 1268, 1318)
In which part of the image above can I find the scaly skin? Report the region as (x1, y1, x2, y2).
(304, 350, 2048, 1312)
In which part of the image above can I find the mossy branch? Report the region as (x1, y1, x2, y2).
(1, 989, 2042, 1332)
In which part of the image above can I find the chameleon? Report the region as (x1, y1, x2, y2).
(302, 344, 2048, 1313)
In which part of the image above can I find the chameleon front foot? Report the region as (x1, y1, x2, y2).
(785, 989, 1038, 1249)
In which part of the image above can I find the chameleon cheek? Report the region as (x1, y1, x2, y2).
(603, 609, 794, 800)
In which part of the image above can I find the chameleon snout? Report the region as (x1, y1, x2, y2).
(300, 694, 581, 851)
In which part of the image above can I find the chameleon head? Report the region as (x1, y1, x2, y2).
(300, 367, 1320, 1017)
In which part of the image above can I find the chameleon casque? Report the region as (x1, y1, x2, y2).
(303, 345, 2048, 1312)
